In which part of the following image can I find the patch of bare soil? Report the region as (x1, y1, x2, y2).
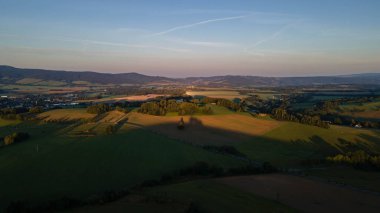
(217, 174, 380, 213)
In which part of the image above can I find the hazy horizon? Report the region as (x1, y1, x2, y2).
(1, 0, 380, 77)
(3, 64, 380, 78)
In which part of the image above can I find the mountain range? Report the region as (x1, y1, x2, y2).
(1, 65, 380, 87)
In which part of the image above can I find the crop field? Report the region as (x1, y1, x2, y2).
(218, 174, 380, 213)
(70, 179, 296, 213)
(113, 94, 168, 101)
(186, 90, 248, 100)
(1, 105, 380, 211)
(126, 112, 281, 145)
(0, 82, 91, 94)
(37, 108, 96, 121)
(304, 167, 380, 193)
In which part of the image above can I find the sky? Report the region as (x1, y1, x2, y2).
(0, 0, 379, 77)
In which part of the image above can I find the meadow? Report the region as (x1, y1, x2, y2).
(0, 117, 245, 211)
(1, 105, 380, 211)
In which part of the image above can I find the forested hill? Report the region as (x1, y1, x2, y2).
(1, 65, 380, 87)
(0, 65, 170, 85)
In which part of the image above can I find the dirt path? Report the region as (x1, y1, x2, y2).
(217, 174, 380, 213)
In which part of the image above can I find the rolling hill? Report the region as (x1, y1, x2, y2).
(1, 65, 380, 87)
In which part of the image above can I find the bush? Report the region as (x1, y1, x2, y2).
(177, 117, 185, 130)
(326, 150, 380, 170)
(29, 106, 44, 114)
(105, 125, 116, 135)
(4, 132, 29, 145)
(178, 102, 199, 115)
(87, 104, 111, 114)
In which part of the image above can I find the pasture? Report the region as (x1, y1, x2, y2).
(0, 119, 245, 211)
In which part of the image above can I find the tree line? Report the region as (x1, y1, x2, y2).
(271, 108, 330, 128)
(0, 106, 44, 121)
(138, 99, 213, 116)
(326, 150, 380, 171)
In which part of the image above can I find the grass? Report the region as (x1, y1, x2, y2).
(304, 167, 380, 193)
(0, 118, 20, 127)
(236, 122, 380, 167)
(339, 99, 380, 120)
(2, 106, 380, 211)
(0, 121, 245, 211)
(71, 179, 296, 213)
(144, 180, 296, 213)
(127, 112, 281, 145)
(208, 104, 235, 115)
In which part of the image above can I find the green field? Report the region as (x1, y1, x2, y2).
(1, 106, 380, 211)
(0, 118, 21, 127)
(0, 121, 245, 211)
(70, 179, 295, 213)
(236, 122, 380, 167)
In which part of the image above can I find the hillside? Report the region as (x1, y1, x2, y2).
(1, 65, 380, 87)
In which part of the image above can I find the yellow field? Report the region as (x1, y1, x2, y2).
(351, 110, 380, 119)
(114, 94, 168, 101)
(186, 90, 248, 100)
(16, 78, 43, 84)
(126, 112, 281, 145)
(37, 109, 96, 121)
(66, 110, 128, 135)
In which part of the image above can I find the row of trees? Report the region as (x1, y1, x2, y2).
(0, 106, 43, 121)
(271, 108, 330, 128)
(138, 100, 214, 116)
(203, 97, 242, 111)
(86, 104, 111, 114)
(326, 150, 380, 170)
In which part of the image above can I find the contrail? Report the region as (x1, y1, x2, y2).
(150, 15, 247, 36)
(245, 21, 301, 54)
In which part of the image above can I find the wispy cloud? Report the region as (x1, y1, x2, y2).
(245, 21, 301, 55)
(63, 38, 191, 53)
(149, 15, 248, 36)
(0, 34, 190, 53)
(167, 37, 239, 48)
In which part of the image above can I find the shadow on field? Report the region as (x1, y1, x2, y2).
(124, 117, 380, 163)
(1, 119, 380, 212)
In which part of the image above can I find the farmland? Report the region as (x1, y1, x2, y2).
(0, 118, 245, 210)
(2, 85, 380, 212)
(70, 179, 296, 213)
(186, 90, 248, 100)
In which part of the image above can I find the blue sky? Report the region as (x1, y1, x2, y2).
(0, 0, 379, 77)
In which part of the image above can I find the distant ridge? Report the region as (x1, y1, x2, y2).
(1, 65, 380, 87)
